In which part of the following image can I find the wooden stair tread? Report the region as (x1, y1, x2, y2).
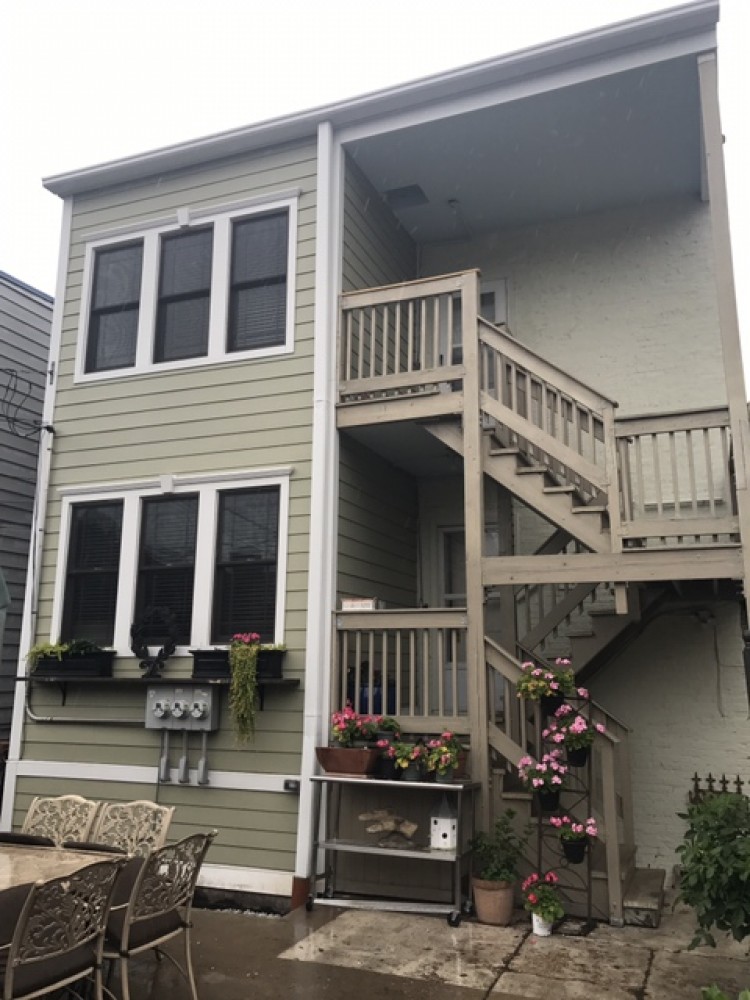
(544, 486, 576, 494)
(571, 505, 608, 513)
(515, 465, 548, 475)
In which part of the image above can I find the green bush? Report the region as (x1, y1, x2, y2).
(677, 793, 750, 948)
(701, 987, 750, 1000)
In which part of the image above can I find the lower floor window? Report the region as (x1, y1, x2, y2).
(54, 474, 287, 651)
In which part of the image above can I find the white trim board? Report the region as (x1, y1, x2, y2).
(11, 759, 301, 793)
(198, 863, 293, 897)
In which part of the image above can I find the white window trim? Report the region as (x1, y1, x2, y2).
(50, 470, 291, 657)
(75, 193, 299, 383)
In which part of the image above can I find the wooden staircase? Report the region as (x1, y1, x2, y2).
(336, 269, 741, 926)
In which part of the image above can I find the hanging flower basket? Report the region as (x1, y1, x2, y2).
(562, 838, 587, 864)
(537, 788, 561, 812)
(566, 745, 589, 767)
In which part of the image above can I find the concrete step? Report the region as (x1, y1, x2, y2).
(622, 867, 666, 928)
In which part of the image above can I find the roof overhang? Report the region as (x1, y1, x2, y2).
(43, 0, 718, 199)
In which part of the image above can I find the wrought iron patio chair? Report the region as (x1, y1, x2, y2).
(89, 800, 175, 856)
(104, 830, 217, 1000)
(0, 856, 126, 1000)
(21, 794, 99, 847)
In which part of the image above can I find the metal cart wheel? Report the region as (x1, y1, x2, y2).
(447, 910, 462, 927)
(305, 895, 314, 912)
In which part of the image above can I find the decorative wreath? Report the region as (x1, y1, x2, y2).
(130, 606, 180, 678)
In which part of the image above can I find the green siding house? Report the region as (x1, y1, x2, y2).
(4, 0, 750, 921)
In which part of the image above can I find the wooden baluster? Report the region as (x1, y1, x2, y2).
(704, 428, 716, 516)
(407, 300, 414, 373)
(344, 310, 353, 382)
(419, 299, 427, 372)
(433, 295, 440, 370)
(395, 631, 402, 716)
(422, 628, 429, 717)
(652, 434, 663, 519)
(720, 425, 731, 514)
(686, 429, 698, 516)
(382, 304, 389, 377)
(394, 302, 403, 374)
(368, 307, 377, 379)
(447, 294, 455, 369)
(669, 431, 680, 519)
(408, 630, 416, 715)
(451, 629, 459, 719)
(634, 435, 645, 520)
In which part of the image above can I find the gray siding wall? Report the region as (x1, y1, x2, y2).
(337, 156, 419, 607)
(342, 156, 417, 292)
(0, 274, 51, 739)
(338, 436, 418, 607)
(18, 141, 317, 875)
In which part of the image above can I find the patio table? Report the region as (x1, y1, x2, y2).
(0, 843, 115, 891)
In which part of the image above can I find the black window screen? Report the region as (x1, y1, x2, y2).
(61, 501, 123, 644)
(86, 242, 143, 373)
(154, 227, 213, 363)
(228, 211, 288, 352)
(134, 495, 198, 644)
(211, 486, 280, 643)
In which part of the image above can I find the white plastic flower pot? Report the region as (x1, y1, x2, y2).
(531, 912, 553, 937)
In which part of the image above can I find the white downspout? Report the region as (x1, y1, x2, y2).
(294, 121, 342, 879)
(2, 197, 72, 828)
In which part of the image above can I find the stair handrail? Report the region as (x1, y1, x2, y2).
(478, 317, 618, 416)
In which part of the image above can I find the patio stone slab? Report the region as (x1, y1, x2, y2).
(280, 909, 527, 989)
(490, 971, 636, 999)
(508, 933, 651, 993)
(597, 910, 750, 960)
(645, 951, 750, 999)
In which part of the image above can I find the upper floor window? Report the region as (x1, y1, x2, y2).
(79, 195, 297, 380)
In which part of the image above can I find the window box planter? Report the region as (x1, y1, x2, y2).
(190, 648, 285, 681)
(32, 650, 115, 679)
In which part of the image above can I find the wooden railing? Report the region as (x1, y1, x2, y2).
(333, 608, 470, 734)
(478, 318, 619, 506)
(339, 273, 467, 401)
(615, 407, 737, 546)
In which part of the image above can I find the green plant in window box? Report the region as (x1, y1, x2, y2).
(27, 639, 114, 677)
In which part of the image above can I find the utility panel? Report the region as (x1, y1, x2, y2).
(145, 684, 219, 731)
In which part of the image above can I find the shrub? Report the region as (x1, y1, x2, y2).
(677, 793, 750, 948)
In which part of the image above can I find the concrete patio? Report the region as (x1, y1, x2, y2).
(123, 896, 749, 1000)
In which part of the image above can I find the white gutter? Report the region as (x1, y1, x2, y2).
(43, 1, 717, 198)
(295, 121, 342, 879)
(1, 197, 72, 828)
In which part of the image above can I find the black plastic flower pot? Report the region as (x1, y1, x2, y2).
(562, 838, 587, 864)
(566, 745, 590, 767)
(537, 788, 561, 812)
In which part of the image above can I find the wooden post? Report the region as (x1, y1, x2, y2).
(600, 737, 624, 926)
(698, 53, 750, 628)
(461, 269, 491, 827)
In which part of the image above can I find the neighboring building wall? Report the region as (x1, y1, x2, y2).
(0, 273, 51, 740)
(341, 156, 417, 292)
(421, 196, 723, 415)
(17, 141, 318, 882)
(589, 601, 750, 874)
(338, 436, 418, 606)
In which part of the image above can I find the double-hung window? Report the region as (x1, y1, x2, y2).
(54, 473, 289, 651)
(79, 194, 298, 379)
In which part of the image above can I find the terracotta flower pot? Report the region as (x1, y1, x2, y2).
(472, 877, 515, 926)
(315, 746, 380, 776)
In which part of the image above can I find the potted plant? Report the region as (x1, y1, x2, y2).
(516, 658, 577, 715)
(28, 639, 115, 678)
(522, 871, 564, 935)
(315, 706, 380, 775)
(543, 706, 605, 767)
(381, 740, 428, 781)
(517, 750, 568, 812)
(425, 731, 463, 783)
(373, 717, 401, 779)
(470, 809, 530, 925)
(549, 814, 598, 864)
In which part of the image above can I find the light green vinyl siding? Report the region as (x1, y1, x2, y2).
(13, 776, 298, 872)
(337, 436, 418, 606)
(16, 140, 318, 878)
(341, 156, 416, 292)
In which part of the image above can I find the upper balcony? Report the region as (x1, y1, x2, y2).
(336, 270, 741, 580)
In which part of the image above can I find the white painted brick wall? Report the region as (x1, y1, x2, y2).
(589, 601, 750, 875)
(422, 196, 724, 415)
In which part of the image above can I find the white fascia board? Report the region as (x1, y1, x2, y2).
(43, 2, 717, 199)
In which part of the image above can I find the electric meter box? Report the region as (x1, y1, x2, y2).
(145, 684, 219, 731)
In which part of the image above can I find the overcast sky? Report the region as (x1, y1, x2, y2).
(1, 0, 748, 372)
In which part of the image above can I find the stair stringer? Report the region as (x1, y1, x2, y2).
(424, 420, 611, 552)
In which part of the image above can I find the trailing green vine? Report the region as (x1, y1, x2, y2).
(228, 632, 260, 743)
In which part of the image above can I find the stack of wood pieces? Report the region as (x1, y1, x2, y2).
(359, 809, 418, 849)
